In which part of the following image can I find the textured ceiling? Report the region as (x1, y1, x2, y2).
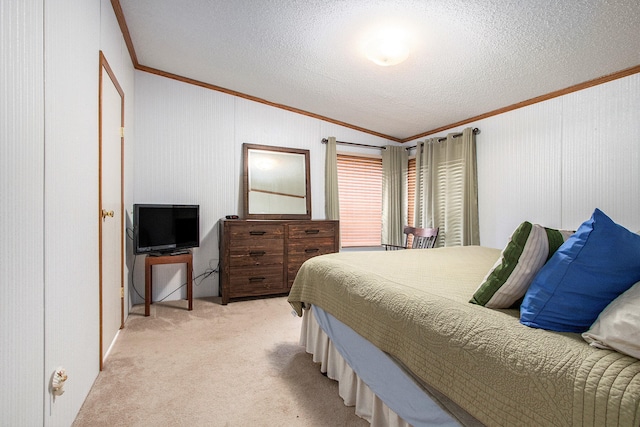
(118, 0, 640, 140)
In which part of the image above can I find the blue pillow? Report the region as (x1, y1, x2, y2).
(520, 208, 640, 333)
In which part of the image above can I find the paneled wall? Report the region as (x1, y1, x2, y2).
(2, 0, 135, 425)
(43, 2, 101, 424)
(133, 72, 393, 302)
(408, 73, 640, 249)
(1, 2, 45, 426)
(560, 76, 640, 229)
(135, 71, 640, 301)
(42, 0, 136, 425)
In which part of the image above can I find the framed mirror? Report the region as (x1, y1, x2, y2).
(243, 143, 311, 220)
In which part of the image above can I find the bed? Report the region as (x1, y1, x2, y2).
(287, 245, 640, 426)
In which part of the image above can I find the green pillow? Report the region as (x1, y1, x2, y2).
(470, 222, 573, 308)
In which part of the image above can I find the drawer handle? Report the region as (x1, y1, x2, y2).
(249, 230, 266, 236)
(249, 277, 265, 283)
(249, 251, 266, 256)
(305, 229, 320, 234)
(305, 248, 320, 253)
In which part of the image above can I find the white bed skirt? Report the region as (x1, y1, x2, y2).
(300, 307, 412, 427)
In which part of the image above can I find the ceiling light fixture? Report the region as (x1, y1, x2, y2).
(364, 28, 410, 66)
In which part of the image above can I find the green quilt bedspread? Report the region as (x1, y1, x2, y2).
(288, 246, 640, 427)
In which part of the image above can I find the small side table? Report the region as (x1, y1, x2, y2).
(144, 252, 193, 316)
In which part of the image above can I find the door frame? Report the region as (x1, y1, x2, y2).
(98, 51, 125, 370)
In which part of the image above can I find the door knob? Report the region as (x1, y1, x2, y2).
(101, 209, 114, 220)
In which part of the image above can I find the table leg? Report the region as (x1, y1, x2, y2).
(187, 256, 193, 311)
(145, 260, 152, 316)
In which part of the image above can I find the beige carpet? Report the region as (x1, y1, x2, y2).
(73, 296, 368, 426)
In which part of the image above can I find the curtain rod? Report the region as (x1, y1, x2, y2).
(321, 138, 387, 150)
(322, 128, 480, 151)
(407, 127, 480, 150)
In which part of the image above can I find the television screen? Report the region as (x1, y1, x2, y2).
(134, 204, 199, 255)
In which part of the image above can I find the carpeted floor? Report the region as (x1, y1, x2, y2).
(73, 296, 368, 426)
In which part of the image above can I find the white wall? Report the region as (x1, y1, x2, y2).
(407, 73, 640, 249)
(1, 2, 45, 425)
(2, 0, 135, 425)
(44, 2, 101, 424)
(134, 71, 640, 301)
(133, 72, 394, 301)
(43, 0, 135, 425)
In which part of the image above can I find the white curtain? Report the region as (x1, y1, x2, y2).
(324, 137, 340, 220)
(382, 145, 408, 246)
(414, 127, 479, 247)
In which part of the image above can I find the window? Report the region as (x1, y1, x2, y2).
(337, 154, 382, 247)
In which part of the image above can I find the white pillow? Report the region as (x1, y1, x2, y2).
(582, 281, 640, 359)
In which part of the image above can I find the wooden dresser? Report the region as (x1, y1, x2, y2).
(219, 219, 339, 304)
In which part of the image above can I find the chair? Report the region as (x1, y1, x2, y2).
(383, 226, 439, 250)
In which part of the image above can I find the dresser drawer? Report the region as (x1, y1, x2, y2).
(227, 222, 284, 239)
(228, 267, 287, 297)
(287, 237, 336, 286)
(287, 237, 336, 256)
(288, 222, 336, 239)
(228, 239, 284, 268)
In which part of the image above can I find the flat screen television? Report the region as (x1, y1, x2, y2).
(133, 204, 200, 255)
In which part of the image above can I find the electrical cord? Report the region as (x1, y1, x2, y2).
(154, 262, 219, 303)
(128, 253, 145, 300)
(126, 227, 221, 303)
(126, 226, 134, 241)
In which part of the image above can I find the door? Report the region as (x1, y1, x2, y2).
(99, 52, 125, 369)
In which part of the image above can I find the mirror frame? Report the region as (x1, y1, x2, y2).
(243, 143, 312, 220)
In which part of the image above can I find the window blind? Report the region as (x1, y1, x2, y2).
(337, 154, 382, 247)
(407, 157, 416, 227)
